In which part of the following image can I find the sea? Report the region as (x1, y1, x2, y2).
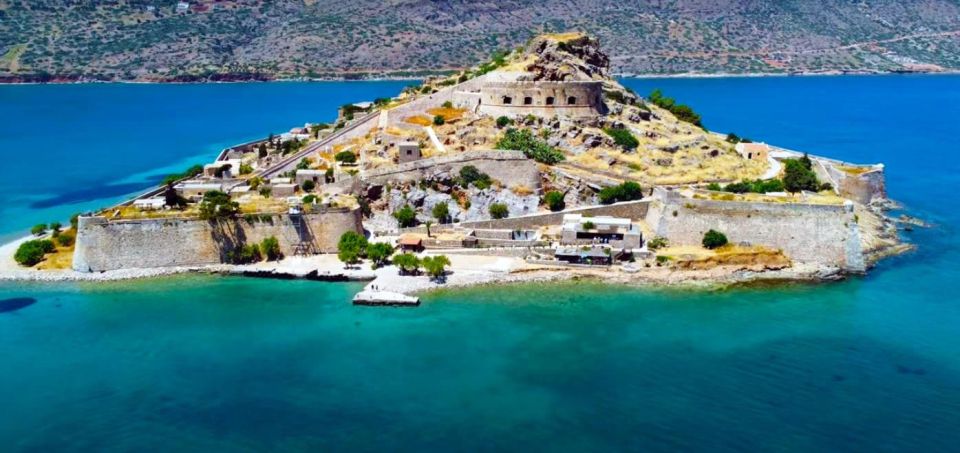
(0, 75, 958, 451)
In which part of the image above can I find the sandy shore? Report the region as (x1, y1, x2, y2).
(0, 238, 843, 290)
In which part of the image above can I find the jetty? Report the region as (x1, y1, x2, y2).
(352, 290, 420, 307)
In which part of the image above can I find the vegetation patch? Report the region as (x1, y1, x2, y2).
(648, 89, 703, 128)
(496, 128, 565, 164)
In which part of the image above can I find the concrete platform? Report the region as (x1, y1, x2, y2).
(352, 290, 421, 307)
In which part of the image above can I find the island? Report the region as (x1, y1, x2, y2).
(1, 33, 915, 298)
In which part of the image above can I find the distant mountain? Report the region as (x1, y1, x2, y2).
(2, 0, 959, 82)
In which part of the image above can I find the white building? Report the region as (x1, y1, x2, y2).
(560, 214, 642, 249)
(133, 197, 166, 211)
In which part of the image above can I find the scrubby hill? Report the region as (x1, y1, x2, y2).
(2, 0, 959, 81)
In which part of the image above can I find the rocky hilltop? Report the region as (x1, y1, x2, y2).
(1, 0, 959, 82)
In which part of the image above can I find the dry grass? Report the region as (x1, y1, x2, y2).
(35, 232, 76, 270)
(427, 107, 466, 122)
(404, 115, 432, 126)
(113, 205, 199, 220)
(837, 165, 874, 176)
(511, 185, 534, 196)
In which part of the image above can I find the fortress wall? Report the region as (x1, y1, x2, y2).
(459, 200, 650, 230)
(363, 150, 541, 189)
(72, 208, 362, 272)
(827, 165, 887, 204)
(645, 188, 864, 270)
(457, 81, 604, 118)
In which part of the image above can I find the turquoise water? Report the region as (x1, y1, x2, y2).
(1, 75, 959, 451)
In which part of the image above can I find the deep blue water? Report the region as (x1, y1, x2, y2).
(1, 75, 959, 451)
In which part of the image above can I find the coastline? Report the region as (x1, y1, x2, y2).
(2, 68, 958, 85)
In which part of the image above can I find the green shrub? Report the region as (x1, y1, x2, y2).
(598, 181, 644, 204)
(649, 89, 703, 128)
(442, 101, 453, 108)
(702, 230, 728, 249)
(655, 255, 671, 265)
(30, 224, 47, 236)
(496, 116, 513, 128)
(56, 232, 75, 247)
(544, 191, 565, 211)
(706, 182, 722, 191)
(432, 202, 450, 223)
(301, 180, 316, 192)
(433, 115, 445, 126)
(603, 128, 639, 150)
(647, 237, 668, 251)
(582, 221, 596, 230)
(231, 244, 262, 264)
(393, 205, 417, 228)
(334, 151, 357, 163)
(70, 213, 80, 230)
(239, 163, 253, 175)
(489, 203, 509, 219)
(458, 165, 492, 189)
(495, 128, 564, 164)
(260, 236, 282, 261)
(162, 164, 203, 186)
(302, 194, 318, 204)
(14, 239, 55, 266)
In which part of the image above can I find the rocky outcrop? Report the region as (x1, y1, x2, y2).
(522, 34, 610, 81)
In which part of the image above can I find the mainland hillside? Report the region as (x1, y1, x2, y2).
(2, 0, 959, 82)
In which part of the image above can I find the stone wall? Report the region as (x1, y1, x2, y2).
(72, 208, 363, 272)
(363, 150, 541, 189)
(452, 80, 604, 118)
(459, 200, 650, 230)
(827, 165, 886, 204)
(645, 188, 864, 271)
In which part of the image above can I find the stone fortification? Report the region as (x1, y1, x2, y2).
(452, 80, 604, 118)
(72, 208, 362, 272)
(363, 150, 541, 190)
(459, 199, 650, 230)
(826, 164, 886, 205)
(645, 188, 865, 271)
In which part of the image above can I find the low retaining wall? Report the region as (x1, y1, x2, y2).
(72, 208, 363, 272)
(460, 200, 650, 230)
(645, 188, 864, 271)
(363, 150, 540, 189)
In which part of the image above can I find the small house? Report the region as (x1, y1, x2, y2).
(397, 141, 422, 164)
(398, 235, 424, 252)
(735, 142, 770, 162)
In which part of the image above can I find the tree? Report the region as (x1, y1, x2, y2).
(422, 255, 451, 281)
(366, 242, 395, 268)
(392, 253, 421, 275)
(433, 115, 445, 126)
(260, 236, 282, 261)
(496, 116, 512, 128)
(258, 143, 268, 158)
(432, 202, 450, 223)
(198, 191, 239, 220)
(30, 224, 47, 236)
(337, 231, 367, 267)
(582, 221, 596, 230)
(56, 232, 75, 247)
(70, 213, 79, 230)
(702, 230, 728, 249)
(394, 205, 417, 228)
(334, 151, 356, 163)
(599, 182, 643, 204)
(297, 158, 311, 170)
(230, 244, 262, 264)
(783, 158, 819, 193)
(544, 191, 565, 211)
(301, 180, 316, 192)
(489, 203, 509, 219)
(239, 164, 253, 175)
(163, 183, 186, 208)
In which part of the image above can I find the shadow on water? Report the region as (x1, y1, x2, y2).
(0, 297, 37, 313)
(29, 179, 160, 209)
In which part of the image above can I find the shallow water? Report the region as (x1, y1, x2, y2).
(1, 75, 959, 451)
